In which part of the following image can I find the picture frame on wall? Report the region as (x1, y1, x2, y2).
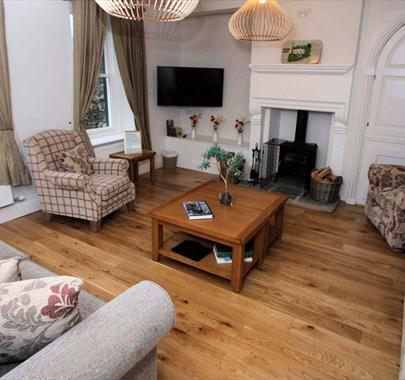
(124, 131, 142, 154)
(281, 40, 323, 64)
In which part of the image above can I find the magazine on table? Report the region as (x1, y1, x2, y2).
(183, 201, 213, 220)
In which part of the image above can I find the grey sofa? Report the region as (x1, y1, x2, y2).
(0, 241, 175, 380)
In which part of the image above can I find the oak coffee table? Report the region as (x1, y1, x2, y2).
(149, 180, 288, 293)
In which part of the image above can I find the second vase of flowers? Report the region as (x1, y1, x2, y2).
(235, 118, 250, 146)
(189, 113, 202, 140)
(210, 115, 224, 143)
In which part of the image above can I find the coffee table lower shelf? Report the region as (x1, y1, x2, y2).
(158, 232, 259, 281)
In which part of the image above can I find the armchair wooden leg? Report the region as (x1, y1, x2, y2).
(44, 212, 54, 222)
(126, 201, 135, 212)
(90, 220, 102, 233)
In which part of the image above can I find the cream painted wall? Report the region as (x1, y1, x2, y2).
(178, 14, 251, 141)
(6, 0, 73, 141)
(251, 0, 363, 66)
(193, 0, 244, 16)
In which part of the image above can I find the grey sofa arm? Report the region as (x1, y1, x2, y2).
(3, 281, 175, 380)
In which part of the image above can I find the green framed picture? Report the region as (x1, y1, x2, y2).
(282, 40, 322, 64)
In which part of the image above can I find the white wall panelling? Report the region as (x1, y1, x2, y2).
(343, 1, 405, 204)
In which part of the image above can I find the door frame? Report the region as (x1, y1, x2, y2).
(343, 11, 405, 204)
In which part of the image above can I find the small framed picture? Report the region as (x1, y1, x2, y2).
(124, 131, 142, 154)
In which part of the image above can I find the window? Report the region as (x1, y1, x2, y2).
(82, 55, 111, 130)
(74, 21, 135, 146)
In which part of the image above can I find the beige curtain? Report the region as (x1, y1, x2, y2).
(111, 17, 151, 150)
(72, 0, 107, 156)
(0, 0, 30, 186)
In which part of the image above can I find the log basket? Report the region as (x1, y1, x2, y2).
(309, 169, 343, 203)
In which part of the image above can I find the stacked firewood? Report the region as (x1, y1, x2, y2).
(311, 167, 341, 183)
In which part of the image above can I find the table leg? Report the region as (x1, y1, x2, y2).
(275, 206, 285, 240)
(150, 156, 155, 184)
(255, 225, 267, 266)
(152, 218, 163, 261)
(134, 162, 139, 181)
(231, 244, 245, 293)
(128, 162, 135, 184)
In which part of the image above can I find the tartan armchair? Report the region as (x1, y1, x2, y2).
(365, 164, 405, 252)
(23, 129, 135, 232)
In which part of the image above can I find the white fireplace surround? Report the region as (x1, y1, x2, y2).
(249, 98, 348, 169)
(248, 64, 355, 200)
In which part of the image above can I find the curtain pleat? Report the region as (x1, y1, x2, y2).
(111, 17, 151, 150)
(72, 0, 107, 156)
(0, 0, 31, 186)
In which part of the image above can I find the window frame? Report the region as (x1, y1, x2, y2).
(86, 22, 132, 146)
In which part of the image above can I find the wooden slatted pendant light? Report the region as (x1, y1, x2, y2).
(229, 0, 292, 41)
(94, 0, 200, 22)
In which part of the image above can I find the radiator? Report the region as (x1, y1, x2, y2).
(0, 186, 14, 208)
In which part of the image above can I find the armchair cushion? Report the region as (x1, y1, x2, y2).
(55, 145, 93, 175)
(89, 158, 129, 176)
(91, 175, 132, 201)
(374, 187, 397, 210)
(368, 164, 405, 191)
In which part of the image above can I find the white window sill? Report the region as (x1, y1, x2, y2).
(90, 133, 124, 147)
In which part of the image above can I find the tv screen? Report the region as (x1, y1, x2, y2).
(157, 66, 224, 107)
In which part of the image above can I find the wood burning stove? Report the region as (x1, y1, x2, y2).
(275, 110, 317, 189)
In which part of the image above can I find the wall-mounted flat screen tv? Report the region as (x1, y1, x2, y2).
(157, 66, 224, 107)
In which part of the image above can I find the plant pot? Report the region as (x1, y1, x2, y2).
(191, 127, 196, 139)
(237, 133, 243, 146)
(219, 191, 233, 206)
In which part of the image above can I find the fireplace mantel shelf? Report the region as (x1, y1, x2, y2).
(249, 64, 353, 75)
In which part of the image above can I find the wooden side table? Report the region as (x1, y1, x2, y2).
(110, 150, 156, 184)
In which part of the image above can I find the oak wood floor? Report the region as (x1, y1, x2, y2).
(1, 168, 404, 380)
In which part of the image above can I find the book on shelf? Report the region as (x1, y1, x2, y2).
(213, 242, 254, 264)
(183, 201, 213, 220)
(172, 240, 211, 262)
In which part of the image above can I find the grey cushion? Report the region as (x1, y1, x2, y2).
(19, 260, 54, 279)
(0, 241, 29, 261)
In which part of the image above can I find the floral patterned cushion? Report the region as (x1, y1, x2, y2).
(0, 258, 21, 284)
(0, 276, 83, 363)
(55, 145, 93, 175)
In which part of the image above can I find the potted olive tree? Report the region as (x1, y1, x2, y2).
(199, 144, 245, 206)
